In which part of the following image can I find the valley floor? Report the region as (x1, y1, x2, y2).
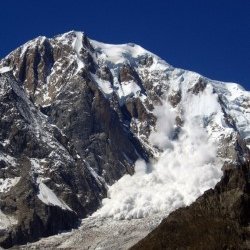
(14, 213, 164, 250)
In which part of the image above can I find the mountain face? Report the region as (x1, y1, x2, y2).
(0, 31, 250, 248)
(0, 72, 106, 247)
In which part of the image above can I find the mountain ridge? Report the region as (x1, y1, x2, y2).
(0, 31, 249, 248)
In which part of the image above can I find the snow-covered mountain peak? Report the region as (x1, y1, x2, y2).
(90, 39, 160, 65)
(0, 31, 249, 152)
(0, 31, 249, 151)
(0, 31, 174, 103)
(0, 30, 250, 246)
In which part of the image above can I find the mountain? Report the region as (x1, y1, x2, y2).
(0, 31, 249, 248)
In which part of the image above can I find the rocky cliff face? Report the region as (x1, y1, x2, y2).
(0, 73, 106, 248)
(0, 31, 250, 248)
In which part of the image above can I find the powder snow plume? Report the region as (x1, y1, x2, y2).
(94, 88, 223, 219)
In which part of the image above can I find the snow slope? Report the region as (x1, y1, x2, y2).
(37, 178, 72, 211)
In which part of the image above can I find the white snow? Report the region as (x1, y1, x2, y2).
(73, 32, 83, 54)
(37, 178, 73, 211)
(89, 37, 171, 102)
(90, 40, 147, 65)
(211, 80, 250, 143)
(0, 210, 18, 230)
(30, 158, 47, 176)
(0, 139, 10, 147)
(148, 102, 176, 149)
(87, 42, 248, 220)
(1, 30, 250, 224)
(183, 83, 221, 121)
(72, 32, 85, 73)
(0, 152, 17, 168)
(118, 80, 142, 99)
(0, 66, 12, 74)
(0, 177, 20, 193)
(91, 73, 113, 95)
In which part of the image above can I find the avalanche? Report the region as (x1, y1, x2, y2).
(94, 85, 223, 219)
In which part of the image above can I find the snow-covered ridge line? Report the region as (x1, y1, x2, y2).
(1, 30, 249, 154)
(89, 38, 167, 65)
(1, 31, 248, 95)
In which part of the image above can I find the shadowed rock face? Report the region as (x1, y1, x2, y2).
(0, 77, 148, 247)
(1, 33, 151, 186)
(0, 73, 106, 248)
(131, 160, 250, 250)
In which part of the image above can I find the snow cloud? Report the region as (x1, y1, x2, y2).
(94, 91, 223, 220)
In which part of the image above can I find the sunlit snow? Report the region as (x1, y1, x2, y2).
(0, 177, 20, 193)
(0, 66, 12, 74)
(90, 40, 148, 65)
(37, 178, 72, 211)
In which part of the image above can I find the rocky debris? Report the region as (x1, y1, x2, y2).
(15, 214, 163, 250)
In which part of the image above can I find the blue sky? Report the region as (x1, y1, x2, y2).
(1, 0, 249, 89)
